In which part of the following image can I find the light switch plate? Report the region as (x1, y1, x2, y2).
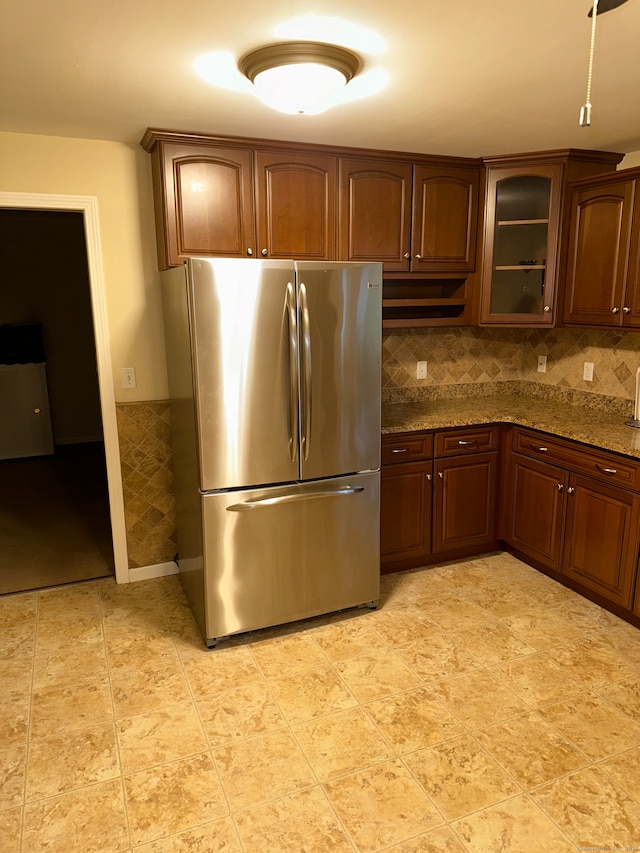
(122, 367, 137, 388)
(583, 361, 594, 382)
(416, 361, 427, 380)
(537, 355, 547, 373)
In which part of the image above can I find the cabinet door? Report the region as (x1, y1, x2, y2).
(563, 179, 635, 326)
(338, 159, 412, 271)
(380, 460, 432, 565)
(622, 185, 640, 328)
(503, 453, 567, 571)
(160, 143, 255, 267)
(432, 452, 497, 553)
(480, 165, 561, 325)
(255, 151, 336, 259)
(411, 166, 479, 273)
(563, 474, 639, 609)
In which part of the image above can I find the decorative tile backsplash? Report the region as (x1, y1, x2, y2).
(116, 402, 176, 569)
(118, 326, 640, 568)
(383, 326, 640, 401)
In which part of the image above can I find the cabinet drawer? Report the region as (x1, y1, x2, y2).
(513, 428, 640, 490)
(382, 432, 433, 465)
(435, 426, 498, 457)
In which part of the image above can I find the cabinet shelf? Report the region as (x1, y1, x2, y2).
(497, 219, 549, 226)
(382, 277, 469, 328)
(494, 265, 546, 271)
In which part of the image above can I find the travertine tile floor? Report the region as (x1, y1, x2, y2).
(1, 551, 640, 852)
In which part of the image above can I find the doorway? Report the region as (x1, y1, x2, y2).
(0, 195, 128, 592)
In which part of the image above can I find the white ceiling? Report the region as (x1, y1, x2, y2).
(1, 0, 639, 158)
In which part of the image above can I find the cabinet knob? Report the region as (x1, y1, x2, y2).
(438, 471, 444, 479)
(246, 248, 253, 256)
(33, 407, 41, 414)
(426, 473, 432, 481)
(414, 254, 423, 261)
(261, 248, 268, 256)
(543, 305, 551, 313)
(567, 486, 575, 494)
(556, 483, 563, 491)
(612, 307, 620, 314)
(403, 252, 411, 260)
(623, 306, 631, 314)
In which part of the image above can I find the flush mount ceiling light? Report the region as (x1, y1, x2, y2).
(238, 41, 361, 115)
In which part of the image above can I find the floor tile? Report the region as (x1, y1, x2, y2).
(500, 609, 590, 650)
(30, 677, 113, 739)
(444, 619, 536, 665)
(596, 677, 640, 724)
(133, 816, 242, 852)
(22, 778, 129, 853)
(33, 641, 108, 690)
(181, 646, 263, 699)
(404, 734, 521, 821)
(197, 681, 287, 747)
(268, 663, 358, 724)
(364, 608, 438, 647)
(124, 752, 228, 846)
(249, 632, 328, 677)
(601, 623, 640, 667)
(26, 722, 119, 801)
(546, 636, 637, 690)
(214, 729, 316, 811)
(0, 744, 26, 809)
(110, 661, 191, 719)
(105, 632, 178, 673)
(475, 710, 588, 788)
(116, 701, 207, 773)
(531, 765, 640, 848)
(384, 825, 467, 852)
(35, 610, 104, 651)
(0, 593, 37, 648)
(0, 806, 22, 853)
(293, 706, 395, 781)
(333, 649, 422, 704)
(417, 591, 488, 629)
(489, 653, 583, 707)
(598, 746, 640, 802)
(0, 695, 29, 748)
(365, 686, 465, 753)
(538, 692, 640, 761)
(451, 793, 576, 852)
(0, 653, 33, 696)
(309, 615, 389, 661)
(234, 786, 354, 853)
(395, 633, 481, 682)
(324, 758, 443, 853)
(429, 669, 528, 729)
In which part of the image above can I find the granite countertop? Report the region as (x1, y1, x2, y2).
(382, 391, 640, 460)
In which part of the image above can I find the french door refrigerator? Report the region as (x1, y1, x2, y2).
(161, 258, 382, 647)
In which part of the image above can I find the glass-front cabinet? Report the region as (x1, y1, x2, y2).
(480, 165, 561, 325)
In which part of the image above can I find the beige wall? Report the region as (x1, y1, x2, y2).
(620, 149, 640, 169)
(0, 131, 167, 403)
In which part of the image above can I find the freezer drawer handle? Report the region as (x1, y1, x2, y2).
(286, 282, 299, 462)
(226, 485, 365, 511)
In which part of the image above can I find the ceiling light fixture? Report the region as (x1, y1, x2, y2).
(238, 41, 361, 115)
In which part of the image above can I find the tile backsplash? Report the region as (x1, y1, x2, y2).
(383, 326, 640, 401)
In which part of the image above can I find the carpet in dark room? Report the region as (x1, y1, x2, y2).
(0, 442, 114, 595)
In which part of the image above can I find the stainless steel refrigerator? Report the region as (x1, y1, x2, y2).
(161, 258, 382, 647)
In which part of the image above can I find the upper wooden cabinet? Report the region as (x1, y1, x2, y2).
(478, 150, 623, 327)
(338, 158, 479, 274)
(142, 131, 337, 268)
(563, 167, 640, 328)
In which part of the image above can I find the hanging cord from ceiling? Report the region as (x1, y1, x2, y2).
(580, 0, 599, 127)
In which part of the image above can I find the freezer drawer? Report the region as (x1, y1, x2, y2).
(199, 471, 380, 646)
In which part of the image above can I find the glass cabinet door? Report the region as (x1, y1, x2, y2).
(481, 165, 561, 325)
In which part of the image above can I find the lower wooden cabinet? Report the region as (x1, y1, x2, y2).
(433, 452, 497, 553)
(380, 460, 432, 566)
(504, 429, 640, 612)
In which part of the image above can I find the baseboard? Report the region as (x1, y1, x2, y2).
(128, 561, 179, 582)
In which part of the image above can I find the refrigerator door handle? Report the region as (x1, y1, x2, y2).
(286, 282, 299, 462)
(299, 281, 312, 461)
(226, 485, 365, 512)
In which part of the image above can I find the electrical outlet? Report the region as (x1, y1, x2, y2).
(122, 367, 137, 389)
(583, 361, 594, 382)
(416, 361, 427, 380)
(537, 355, 547, 373)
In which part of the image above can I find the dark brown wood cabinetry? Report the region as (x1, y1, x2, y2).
(564, 167, 640, 328)
(479, 150, 623, 327)
(381, 426, 499, 572)
(503, 427, 640, 611)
